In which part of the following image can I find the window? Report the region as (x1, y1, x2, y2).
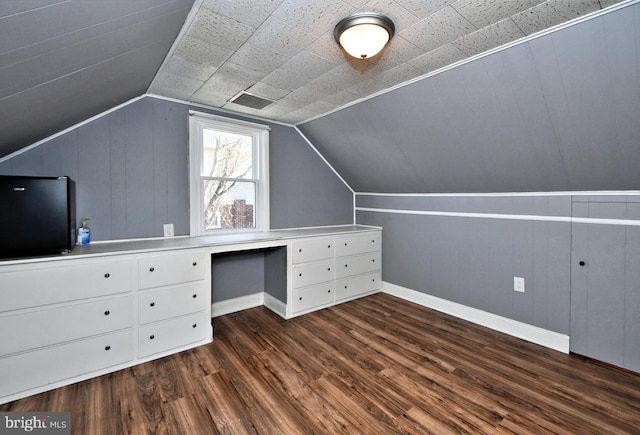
(189, 111, 269, 236)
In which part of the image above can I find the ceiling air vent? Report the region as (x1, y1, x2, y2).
(228, 91, 274, 110)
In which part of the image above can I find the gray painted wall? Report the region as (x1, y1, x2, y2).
(0, 96, 353, 240)
(299, 3, 640, 194)
(357, 194, 572, 334)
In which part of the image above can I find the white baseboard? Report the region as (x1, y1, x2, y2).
(382, 282, 570, 353)
(263, 293, 287, 318)
(211, 293, 264, 317)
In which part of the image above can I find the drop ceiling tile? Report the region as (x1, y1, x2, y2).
(303, 99, 340, 114)
(451, 0, 545, 28)
(249, 17, 318, 57)
(394, 0, 455, 19)
(214, 62, 265, 88)
(272, 0, 354, 36)
(190, 88, 232, 108)
(321, 90, 361, 105)
(354, 0, 421, 33)
(150, 72, 203, 100)
(347, 78, 390, 97)
(408, 43, 466, 73)
(305, 31, 351, 64)
(400, 6, 476, 52)
(362, 35, 424, 74)
(246, 82, 291, 101)
(287, 86, 327, 104)
(280, 51, 337, 80)
(262, 68, 311, 91)
(201, 0, 284, 28)
(222, 102, 270, 118)
(175, 35, 234, 67)
(163, 56, 218, 82)
(511, 0, 602, 36)
(230, 43, 290, 74)
(197, 75, 247, 100)
(343, 0, 370, 8)
(375, 62, 423, 86)
(451, 18, 525, 57)
(188, 7, 255, 50)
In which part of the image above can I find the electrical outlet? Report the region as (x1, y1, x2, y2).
(514, 276, 525, 293)
(163, 223, 174, 238)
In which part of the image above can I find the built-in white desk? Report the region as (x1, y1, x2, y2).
(0, 225, 381, 404)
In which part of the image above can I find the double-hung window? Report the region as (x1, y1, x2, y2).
(189, 111, 269, 236)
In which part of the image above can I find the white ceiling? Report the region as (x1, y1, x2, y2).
(149, 0, 625, 124)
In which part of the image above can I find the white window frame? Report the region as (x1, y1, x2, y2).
(189, 111, 270, 236)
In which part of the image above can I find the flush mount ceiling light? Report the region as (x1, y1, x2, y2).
(334, 12, 395, 59)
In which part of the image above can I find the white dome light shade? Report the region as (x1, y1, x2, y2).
(334, 13, 395, 59)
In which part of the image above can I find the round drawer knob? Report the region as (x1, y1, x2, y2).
(192, 294, 197, 298)
(192, 323, 197, 328)
(344, 264, 348, 268)
(104, 310, 110, 316)
(344, 243, 348, 246)
(150, 335, 155, 340)
(299, 297, 303, 301)
(149, 267, 155, 272)
(327, 267, 331, 271)
(579, 261, 586, 266)
(150, 302, 155, 307)
(104, 273, 110, 278)
(192, 262, 197, 266)
(328, 245, 331, 248)
(328, 290, 331, 293)
(344, 285, 348, 289)
(105, 345, 111, 351)
(298, 248, 302, 252)
(299, 273, 302, 276)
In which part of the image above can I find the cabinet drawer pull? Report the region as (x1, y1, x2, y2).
(579, 261, 586, 266)
(299, 273, 302, 276)
(104, 310, 110, 316)
(149, 267, 155, 272)
(105, 345, 111, 351)
(192, 262, 197, 266)
(192, 323, 197, 328)
(104, 273, 110, 278)
(150, 335, 155, 340)
(299, 297, 303, 301)
(150, 302, 155, 307)
(192, 294, 197, 299)
(328, 245, 331, 248)
(344, 264, 348, 268)
(327, 267, 331, 271)
(298, 248, 302, 252)
(344, 285, 348, 289)
(328, 289, 331, 293)
(344, 242, 348, 246)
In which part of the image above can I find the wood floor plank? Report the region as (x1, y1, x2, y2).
(2, 293, 639, 434)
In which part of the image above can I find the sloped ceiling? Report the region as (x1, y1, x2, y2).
(151, 0, 624, 124)
(299, 1, 640, 193)
(0, 0, 195, 158)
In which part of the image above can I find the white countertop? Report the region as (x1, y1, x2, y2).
(0, 225, 381, 265)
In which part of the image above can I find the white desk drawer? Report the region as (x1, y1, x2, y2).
(292, 238, 334, 264)
(138, 251, 206, 289)
(335, 232, 381, 257)
(0, 329, 133, 398)
(291, 283, 334, 313)
(138, 311, 209, 358)
(0, 259, 136, 312)
(139, 282, 207, 324)
(335, 272, 381, 301)
(291, 259, 334, 289)
(335, 252, 381, 280)
(0, 295, 133, 357)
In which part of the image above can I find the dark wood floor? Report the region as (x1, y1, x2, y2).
(2, 293, 639, 434)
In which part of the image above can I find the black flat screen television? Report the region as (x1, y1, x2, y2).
(0, 175, 76, 259)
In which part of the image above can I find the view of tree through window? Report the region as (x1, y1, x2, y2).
(202, 129, 255, 230)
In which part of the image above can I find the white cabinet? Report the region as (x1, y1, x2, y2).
(0, 248, 211, 404)
(289, 229, 381, 316)
(0, 257, 137, 399)
(136, 250, 210, 358)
